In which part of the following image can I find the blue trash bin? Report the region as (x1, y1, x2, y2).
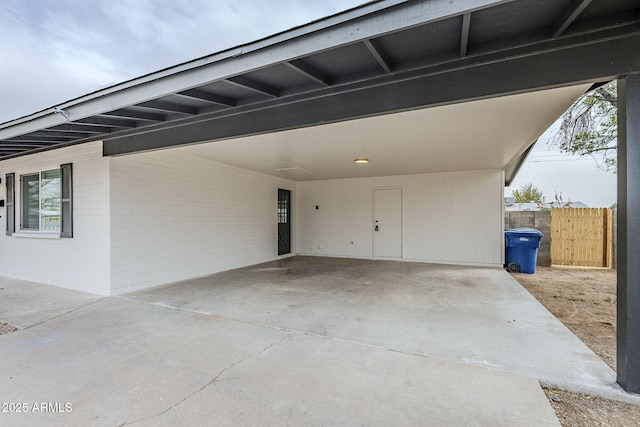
(505, 228, 544, 274)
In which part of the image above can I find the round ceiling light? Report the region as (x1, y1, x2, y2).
(354, 158, 369, 164)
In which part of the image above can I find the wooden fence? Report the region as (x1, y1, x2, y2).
(550, 208, 614, 268)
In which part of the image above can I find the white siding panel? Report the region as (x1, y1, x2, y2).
(297, 170, 503, 266)
(110, 151, 295, 294)
(0, 141, 111, 295)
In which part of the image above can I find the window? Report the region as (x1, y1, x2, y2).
(21, 169, 61, 231)
(17, 163, 72, 237)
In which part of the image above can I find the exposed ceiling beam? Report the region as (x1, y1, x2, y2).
(177, 89, 236, 107)
(552, 0, 593, 37)
(5, 138, 68, 143)
(0, 143, 53, 149)
(363, 39, 393, 73)
(285, 60, 331, 85)
(226, 76, 280, 97)
(9, 135, 71, 141)
(104, 32, 640, 156)
(48, 124, 107, 134)
(33, 22, 639, 156)
(0, 148, 49, 153)
(558, 9, 637, 37)
(137, 100, 199, 115)
(76, 117, 137, 128)
(100, 109, 165, 122)
(460, 13, 472, 57)
(30, 131, 91, 139)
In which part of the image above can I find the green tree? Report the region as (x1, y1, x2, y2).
(512, 183, 543, 203)
(551, 80, 617, 172)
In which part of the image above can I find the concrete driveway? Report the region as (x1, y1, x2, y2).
(0, 257, 621, 426)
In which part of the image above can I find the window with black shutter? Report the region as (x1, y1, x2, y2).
(6, 173, 14, 236)
(60, 163, 73, 238)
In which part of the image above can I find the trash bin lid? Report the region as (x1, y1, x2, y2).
(505, 228, 544, 238)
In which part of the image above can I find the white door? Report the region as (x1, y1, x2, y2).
(373, 188, 402, 258)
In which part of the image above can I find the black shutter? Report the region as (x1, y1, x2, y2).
(60, 163, 73, 238)
(6, 173, 14, 236)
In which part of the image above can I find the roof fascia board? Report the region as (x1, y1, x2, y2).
(0, 0, 513, 141)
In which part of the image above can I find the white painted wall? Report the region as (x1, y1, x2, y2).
(0, 141, 111, 295)
(109, 150, 295, 295)
(297, 170, 504, 267)
(0, 142, 501, 297)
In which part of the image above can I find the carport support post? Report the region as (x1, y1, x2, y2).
(617, 73, 640, 394)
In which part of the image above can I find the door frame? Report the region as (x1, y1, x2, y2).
(372, 186, 403, 259)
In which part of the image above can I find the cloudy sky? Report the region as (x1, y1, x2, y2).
(505, 126, 617, 208)
(0, 0, 364, 122)
(0, 0, 617, 207)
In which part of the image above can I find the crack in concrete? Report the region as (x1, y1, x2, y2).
(23, 298, 108, 329)
(116, 298, 500, 386)
(118, 296, 440, 361)
(119, 334, 289, 426)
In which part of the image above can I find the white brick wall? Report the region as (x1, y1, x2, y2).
(110, 150, 295, 294)
(297, 170, 504, 267)
(0, 141, 502, 296)
(0, 141, 111, 295)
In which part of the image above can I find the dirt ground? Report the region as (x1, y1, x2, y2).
(0, 322, 18, 335)
(512, 267, 640, 427)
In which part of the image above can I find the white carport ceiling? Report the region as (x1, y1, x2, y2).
(175, 84, 590, 181)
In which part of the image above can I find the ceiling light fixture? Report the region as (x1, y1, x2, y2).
(354, 158, 369, 164)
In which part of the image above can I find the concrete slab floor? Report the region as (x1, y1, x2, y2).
(0, 277, 104, 328)
(0, 256, 631, 425)
(125, 256, 620, 399)
(1, 294, 558, 426)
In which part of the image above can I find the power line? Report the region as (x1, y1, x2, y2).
(526, 158, 601, 163)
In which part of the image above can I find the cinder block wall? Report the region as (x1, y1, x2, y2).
(110, 150, 296, 295)
(504, 211, 551, 267)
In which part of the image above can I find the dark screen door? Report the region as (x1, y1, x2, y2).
(278, 189, 291, 255)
